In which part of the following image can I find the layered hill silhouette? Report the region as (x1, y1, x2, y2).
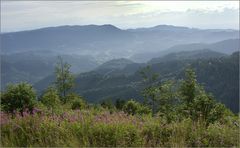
(2, 24, 239, 62)
(33, 50, 239, 113)
(1, 24, 239, 113)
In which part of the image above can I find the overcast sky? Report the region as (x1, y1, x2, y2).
(1, 1, 239, 32)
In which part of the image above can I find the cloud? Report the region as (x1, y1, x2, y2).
(1, 1, 239, 32)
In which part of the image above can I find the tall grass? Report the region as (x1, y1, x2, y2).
(1, 109, 239, 147)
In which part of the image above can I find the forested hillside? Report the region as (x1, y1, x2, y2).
(34, 51, 239, 113)
(1, 65, 239, 147)
(78, 51, 239, 112)
(148, 49, 226, 64)
(191, 52, 239, 112)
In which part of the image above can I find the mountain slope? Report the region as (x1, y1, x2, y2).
(33, 51, 239, 113)
(190, 52, 239, 113)
(96, 58, 134, 71)
(165, 38, 239, 55)
(131, 38, 239, 62)
(148, 49, 227, 64)
(71, 52, 239, 112)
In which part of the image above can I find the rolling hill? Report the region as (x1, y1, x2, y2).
(33, 50, 239, 113)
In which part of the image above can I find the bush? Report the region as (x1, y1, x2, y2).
(71, 99, 86, 110)
(207, 103, 229, 124)
(66, 93, 86, 110)
(123, 100, 138, 115)
(123, 99, 151, 115)
(205, 122, 239, 147)
(1, 83, 36, 113)
(115, 99, 126, 110)
(40, 87, 61, 109)
(100, 99, 114, 110)
(65, 93, 82, 103)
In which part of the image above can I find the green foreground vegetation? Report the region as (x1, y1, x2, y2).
(1, 59, 239, 147)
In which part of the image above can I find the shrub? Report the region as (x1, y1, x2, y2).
(123, 99, 151, 115)
(66, 93, 86, 110)
(65, 93, 82, 103)
(1, 83, 36, 113)
(115, 99, 126, 110)
(71, 99, 86, 110)
(206, 122, 239, 147)
(191, 93, 215, 123)
(40, 87, 61, 109)
(207, 103, 229, 124)
(100, 99, 114, 110)
(123, 100, 138, 115)
(137, 105, 152, 115)
(100, 99, 116, 113)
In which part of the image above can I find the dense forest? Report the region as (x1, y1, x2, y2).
(1, 55, 239, 147)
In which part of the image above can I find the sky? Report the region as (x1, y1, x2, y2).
(1, 1, 239, 32)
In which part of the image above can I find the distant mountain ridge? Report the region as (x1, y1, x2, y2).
(127, 25, 193, 32)
(165, 38, 239, 54)
(2, 24, 239, 63)
(131, 38, 239, 62)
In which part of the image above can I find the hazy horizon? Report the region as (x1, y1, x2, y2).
(2, 23, 240, 34)
(1, 1, 239, 32)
